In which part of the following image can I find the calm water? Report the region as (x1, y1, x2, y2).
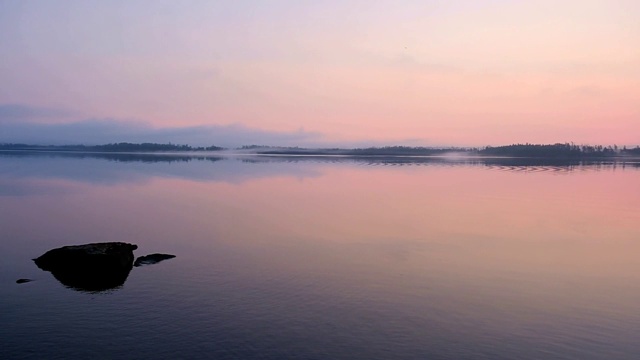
(1, 152, 640, 359)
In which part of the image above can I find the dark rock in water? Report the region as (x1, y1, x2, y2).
(33, 242, 138, 292)
(16, 278, 33, 284)
(134, 253, 176, 267)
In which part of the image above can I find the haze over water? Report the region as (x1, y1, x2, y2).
(2, 152, 640, 359)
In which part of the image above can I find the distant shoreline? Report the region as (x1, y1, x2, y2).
(1, 142, 639, 159)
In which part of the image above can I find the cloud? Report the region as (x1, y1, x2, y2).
(0, 116, 323, 148)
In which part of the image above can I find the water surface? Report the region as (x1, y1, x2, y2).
(2, 152, 640, 359)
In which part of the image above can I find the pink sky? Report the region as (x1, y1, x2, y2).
(1, 0, 638, 146)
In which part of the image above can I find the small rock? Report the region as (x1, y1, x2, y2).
(16, 278, 33, 284)
(34, 242, 138, 271)
(134, 253, 176, 267)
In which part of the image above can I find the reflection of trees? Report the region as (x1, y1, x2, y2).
(243, 155, 640, 172)
(222, 153, 640, 172)
(2, 149, 639, 172)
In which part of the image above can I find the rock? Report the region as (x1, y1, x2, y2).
(16, 278, 33, 284)
(33, 242, 138, 292)
(134, 253, 176, 267)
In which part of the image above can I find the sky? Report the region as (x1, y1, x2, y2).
(1, 0, 639, 147)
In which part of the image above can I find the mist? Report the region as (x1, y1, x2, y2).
(0, 104, 430, 149)
(0, 117, 325, 148)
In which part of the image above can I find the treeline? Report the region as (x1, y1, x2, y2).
(90, 143, 224, 152)
(2, 142, 640, 157)
(625, 146, 640, 155)
(0, 142, 224, 152)
(253, 145, 467, 156)
(346, 146, 463, 156)
(478, 143, 640, 157)
(253, 143, 640, 157)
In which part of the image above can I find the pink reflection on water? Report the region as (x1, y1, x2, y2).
(3, 162, 640, 327)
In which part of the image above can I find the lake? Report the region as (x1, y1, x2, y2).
(1, 151, 640, 359)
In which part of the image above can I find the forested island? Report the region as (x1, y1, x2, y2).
(1, 142, 639, 158)
(251, 143, 640, 158)
(477, 143, 640, 157)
